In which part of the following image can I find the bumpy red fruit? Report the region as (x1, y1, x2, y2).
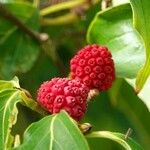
(70, 44, 115, 91)
(37, 78, 89, 121)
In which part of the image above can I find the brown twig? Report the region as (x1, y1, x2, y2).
(0, 2, 67, 74)
(0, 2, 48, 42)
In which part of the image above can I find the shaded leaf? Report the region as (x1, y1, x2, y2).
(108, 79, 150, 149)
(84, 78, 150, 150)
(14, 111, 89, 150)
(19, 51, 59, 98)
(0, 2, 40, 79)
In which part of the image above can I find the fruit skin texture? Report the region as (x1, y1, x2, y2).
(37, 78, 89, 121)
(70, 44, 115, 91)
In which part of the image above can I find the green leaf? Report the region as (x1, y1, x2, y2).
(86, 131, 144, 150)
(0, 77, 22, 150)
(87, 3, 145, 78)
(108, 78, 150, 149)
(0, 76, 19, 90)
(14, 111, 90, 150)
(0, 77, 42, 150)
(84, 78, 150, 149)
(0, 2, 40, 79)
(129, 0, 150, 92)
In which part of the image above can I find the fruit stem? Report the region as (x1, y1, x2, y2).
(21, 92, 48, 116)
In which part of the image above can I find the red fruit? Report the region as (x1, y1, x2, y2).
(70, 44, 115, 91)
(37, 78, 89, 121)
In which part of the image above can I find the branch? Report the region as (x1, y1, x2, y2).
(20, 91, 49, 116)
(0, 2, 66, 75)
(0, 2, 48, 42)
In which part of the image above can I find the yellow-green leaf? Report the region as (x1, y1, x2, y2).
(129, 0, 150, 92)
(86, 131, 144, 150)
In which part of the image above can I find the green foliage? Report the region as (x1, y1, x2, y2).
(87, 131, 144, 150)
(87, 3, 145, 78)
(84, 79, 150, 150)
(0, 2, 40, 79)
(14, 111, 89, 150)
(130, 0, 150, 91)
(0, 77, 20, 150)
(0, 0, 149, 150)
(88, 0, 150, 92)
(0, 77, 47, 150)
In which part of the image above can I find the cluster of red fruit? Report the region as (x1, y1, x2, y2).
(37, 44, 115, 121)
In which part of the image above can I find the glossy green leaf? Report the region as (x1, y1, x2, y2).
(14, 111, 89, 150)
(87, 131, 143, 150)
(0, 2, 40, 79)
(0, 77, 42, 150)
(87, 3, 145, 78)
(129, 0, 150, 91)
(0, 77, 21, 150)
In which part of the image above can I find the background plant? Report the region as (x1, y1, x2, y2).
(0, 0, 150, 150)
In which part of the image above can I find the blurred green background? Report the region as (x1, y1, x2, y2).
(0, 0, 150, 149)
